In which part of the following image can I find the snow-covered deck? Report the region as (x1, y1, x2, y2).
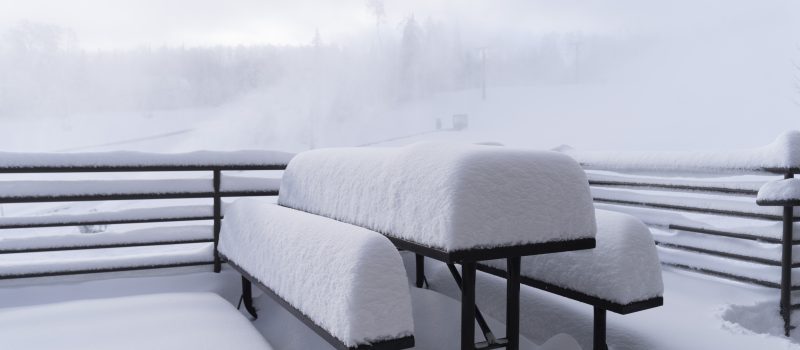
(3, 135, 800, 349)
(0, 263, 793, 349)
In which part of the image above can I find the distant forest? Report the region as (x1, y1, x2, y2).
(0, 20, 623, 118)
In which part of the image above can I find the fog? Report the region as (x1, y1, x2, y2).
(0, 0, 799, 152)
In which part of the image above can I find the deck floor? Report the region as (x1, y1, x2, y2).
(0, 261, 796, 349)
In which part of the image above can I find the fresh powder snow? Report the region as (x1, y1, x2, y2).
(0, 176, 279, 199)
(561, 131, 800, 175)
(0, 150, 294, 169)
(278, 142, 597, 251)
(0, 292, 273, 350)
(758, 178, 800, 204)
(483, 209, 663, 304)
(218, 199, 414, 347)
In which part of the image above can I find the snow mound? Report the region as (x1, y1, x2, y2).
(278, 142, 596, 251)
(218, 199, 414, 347)
(485, 209, 663, 304)
(0, 292, 272, 350)
(721, 301, 797, 341)
(561, 131, 800, 174)
(757, 178, 800, 204)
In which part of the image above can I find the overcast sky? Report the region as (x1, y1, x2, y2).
(3, 0, 797, 50)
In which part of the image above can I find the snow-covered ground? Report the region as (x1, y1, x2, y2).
(0, 262, 795, 349)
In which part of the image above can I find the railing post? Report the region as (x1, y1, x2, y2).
(506, 256, 521, 350)
(782, 172, 794, 336)
(213, 169, 222, 273)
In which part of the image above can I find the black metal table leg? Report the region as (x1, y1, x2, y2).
(594, 306, 608, 350)
(416, 254, 425, 288)
(242, 276, 258, 319)
(506, 257, 521, 350)
(462, 261, 477, 350)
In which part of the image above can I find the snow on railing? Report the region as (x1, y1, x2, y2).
(558, 131, 800, 337)
(0, 150, 294, 172)
(560, 130, 800, 175)
(0, 150, 293, 280)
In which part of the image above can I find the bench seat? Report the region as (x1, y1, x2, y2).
(480, 209, 664, 309)
(0, 292, 272, 350)
(219, 199, 415, 349)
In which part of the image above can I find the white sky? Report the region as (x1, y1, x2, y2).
(10, 0, 794, 49)
(0, 0, 798, 54)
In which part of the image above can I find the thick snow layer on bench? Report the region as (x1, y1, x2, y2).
(757, 178, 800, 203)
(278, 142, 596, 251)
(484, 210, 663, 304)
(219, 199, 413, 347)
(0, 293, 272, 350)
(560, 131, 800, 174)
(0, 150, 293, 169)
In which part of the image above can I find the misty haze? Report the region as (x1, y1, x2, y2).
(2, 1, 800, 350)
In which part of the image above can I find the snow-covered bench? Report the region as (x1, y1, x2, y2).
(277, 143, 598, 350)
(219, 199, 415, 350)
(478, 209, 664, 350)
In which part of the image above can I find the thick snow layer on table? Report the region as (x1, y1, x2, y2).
(757, 178, 800, 203)
(0, 243, 213, 276)
(0, 150, 294, 169)
(0, 292, 272, 350)
(0, 225, 211, 251)
(0, 176, 279, 198)
(560, 131, 800, 174)
(0, 205, 212, 227)
(484, 209, 663, 304)
(278, 142, 596, 251)
(218, 199, 414, 347)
